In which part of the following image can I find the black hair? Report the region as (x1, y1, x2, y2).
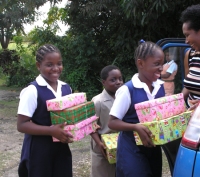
(134, 41, 162, 65)
(180, 4, 200, 31)
(36, 44, 61, 62)
(100, 65, 120, 80)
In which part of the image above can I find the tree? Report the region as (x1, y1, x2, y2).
(0, 0, 62, 49)
(26, 0, 200, 99)
(61, 0, 200, 98)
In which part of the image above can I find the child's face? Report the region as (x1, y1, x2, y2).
(165, 52, 173, 62)
(138, 49, 164, 83)
(102, 69, 123, 94)
(36, 52, 63, 86)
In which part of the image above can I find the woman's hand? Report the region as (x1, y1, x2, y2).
(188, 100, 199, 111)
(50, 123, 73, 144)
(135, 124, 155, 147)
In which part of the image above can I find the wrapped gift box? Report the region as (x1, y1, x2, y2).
(46, 92, 87, 111)
(101, 133, 119, 164)
(134, 111, 192, 145)
(53, 115, 99, 142)
(135, 93, 186, 123)
(50, 101, 95, 125)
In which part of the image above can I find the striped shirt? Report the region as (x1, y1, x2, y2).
(184, 49, 200, 103)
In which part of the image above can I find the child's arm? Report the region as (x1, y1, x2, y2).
(17, 114, 73, 143)
(108, 115, 155, 147)
(90, 132, 107, 158)
(161, 72, 171, 79)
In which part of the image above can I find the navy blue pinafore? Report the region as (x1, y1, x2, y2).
(18, 81, 72, 177)
(116, 81, 165, 177)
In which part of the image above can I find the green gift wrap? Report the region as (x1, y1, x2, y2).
(134, 111, 192, 145)
(50, 101, 95, 125)
(101, 133, 119, 164)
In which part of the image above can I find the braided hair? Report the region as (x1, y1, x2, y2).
(100, 65, 120, 80)
(134, 41, 162, 66)
(36, 44, 61, 63)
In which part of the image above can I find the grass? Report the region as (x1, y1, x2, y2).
(0, 77, 22, 92)
(0, 42, 30, 50)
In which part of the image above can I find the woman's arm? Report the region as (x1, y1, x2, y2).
(161, 72, 171, 79)
(181, 87, 189, 100)
(184, 49, 190, 77)
(17, 114, 73, 143)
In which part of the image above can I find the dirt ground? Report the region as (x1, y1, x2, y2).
(0, 89, 171, 177)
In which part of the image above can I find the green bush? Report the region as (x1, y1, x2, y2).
(0, 36, 38, 87)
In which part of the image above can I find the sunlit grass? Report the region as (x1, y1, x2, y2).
(0, 42, 30, 50)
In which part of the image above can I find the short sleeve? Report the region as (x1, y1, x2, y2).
(109, 85, 131, 120)
(17, 85, 37, 117)
(166, 63, 178, 73)
(92, 95, 101, 117)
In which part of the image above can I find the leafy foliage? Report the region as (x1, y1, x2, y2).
(0, 0, 63, 49)
(60, 0, 200, 98)
(0, 49, 20, 75)
(0, 36, 38, 87)
(7, 0, 200, 99)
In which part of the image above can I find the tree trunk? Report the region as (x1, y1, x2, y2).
(0, 26, 10, 49)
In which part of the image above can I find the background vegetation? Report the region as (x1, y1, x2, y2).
(0, 0, 200, 99)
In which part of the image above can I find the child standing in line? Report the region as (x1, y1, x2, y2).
(17, 44, 73, 177)
(108, 41, 165, 177)
(90, 65, 123, 177)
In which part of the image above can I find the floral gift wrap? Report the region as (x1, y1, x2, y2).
(52, 115, 99, 142)
(46, 92, 87, 111)
(135, 93, 186, 123)
(50, 101, 95, 125)
(134, 111, 192, 145)
(101, 133, 119, 164)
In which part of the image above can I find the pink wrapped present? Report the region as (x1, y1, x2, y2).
(46, 92, 87, 111)
(52, 115, 99, 142)
(135, 93, 186, 123)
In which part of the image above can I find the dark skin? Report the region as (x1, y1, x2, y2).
(161, 72, 171, 79)
(90, 69, 123, 158)
(181, 21, 200, 109)
(161, 52, 172, 79)
(108, 50, 164, 147)
(17, 52, 73, 143)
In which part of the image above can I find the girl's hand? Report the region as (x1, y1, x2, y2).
(135, 124, 155, 147)
(50, 123, 73, 144)
(188, 103, 198, 111)
(97, 141, 107, 159)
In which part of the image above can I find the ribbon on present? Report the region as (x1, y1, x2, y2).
(52, 115, 99, 142)
(134, 111, 192, 145)
(50, 101, 95, 125)
(101, 133, 119, 164)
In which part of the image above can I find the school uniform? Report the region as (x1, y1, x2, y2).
(110, 73, 165, 177)
(17, 75, 72, 177)
(161, 60, 178, 96)
(90, 89, 116, 177)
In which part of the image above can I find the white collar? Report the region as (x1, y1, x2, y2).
(36, 75, 66, 86)
(131, 73, 164, 100)
(36, 75, 67, 98)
